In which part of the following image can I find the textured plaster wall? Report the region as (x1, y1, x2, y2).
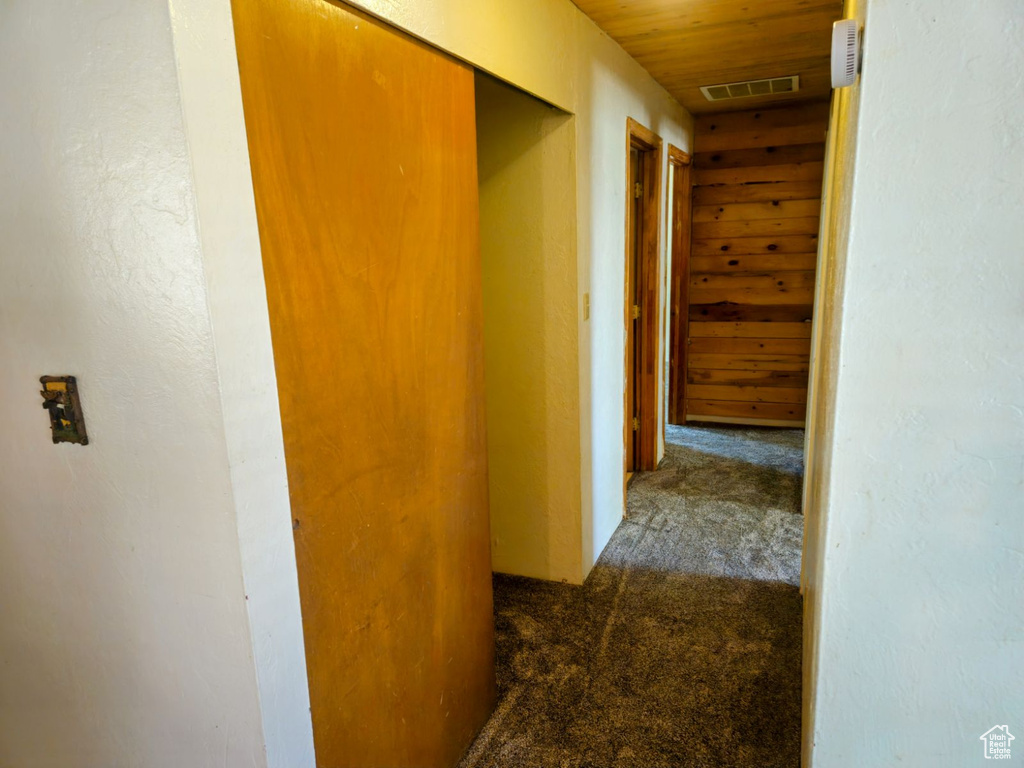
(805, 0, 1024, 764)
(574, 29, 691, 569)
(0, 1, 268, 766)
(347, 0, 691, 576)
(475, 73, 582, 583)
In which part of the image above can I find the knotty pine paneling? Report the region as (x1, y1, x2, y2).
(682, 102, 829, 426)
(693, 161, 825, 187)
(569, 1, 842, 114)
(690, 253, 818, 274)
(694, 180, 824, 206)
(688, 368, 809, 387)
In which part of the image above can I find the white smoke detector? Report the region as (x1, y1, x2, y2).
(831, 19, 861, 88)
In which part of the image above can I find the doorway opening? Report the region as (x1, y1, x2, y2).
(473, 72, 580, 585)
(624, 118, 662, 480)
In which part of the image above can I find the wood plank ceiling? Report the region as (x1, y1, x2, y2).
(571, 0, 844, 114)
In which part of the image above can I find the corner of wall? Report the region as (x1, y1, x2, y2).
(800, 3, 865, 766)
(167, 1, 315, 765)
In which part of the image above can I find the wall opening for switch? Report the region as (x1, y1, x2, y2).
(39, 375, 88, 445)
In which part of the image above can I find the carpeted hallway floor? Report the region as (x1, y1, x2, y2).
(458, 424, 805, 768)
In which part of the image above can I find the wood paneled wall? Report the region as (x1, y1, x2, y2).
(570, 0, 841, 114)
(685, 102, 829, 426)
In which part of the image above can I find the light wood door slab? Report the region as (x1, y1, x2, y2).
(232, 1, 495, 764)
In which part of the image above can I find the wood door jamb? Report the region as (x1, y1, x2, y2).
(624, 117, 663, 478)
(667, 143, 692, 426)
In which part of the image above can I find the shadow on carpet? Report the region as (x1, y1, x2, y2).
(458, 424, 805, 768)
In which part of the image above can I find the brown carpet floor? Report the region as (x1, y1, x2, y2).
(458, 424, 805, 768)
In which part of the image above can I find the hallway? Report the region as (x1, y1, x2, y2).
(460, 425, 805, 768)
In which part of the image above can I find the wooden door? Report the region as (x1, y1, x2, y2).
(625, 148, 641, 473)
(624, 119, 662, 474)
(232, 1, 496, 765)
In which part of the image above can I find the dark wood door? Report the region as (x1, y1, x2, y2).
(624, 119, 663, 474)
(232, 0, 496, 765)
(626, 148, 641, 472)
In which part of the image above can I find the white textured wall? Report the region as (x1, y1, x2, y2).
(347, 0, 691, 576)
(475, 73, 582, 583)
(574, 27, 692, 569)
(0, 1, 267, 766)
(806, 0, 1024, 764)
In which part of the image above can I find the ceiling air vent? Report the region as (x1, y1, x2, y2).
(700, 76, 800, 102)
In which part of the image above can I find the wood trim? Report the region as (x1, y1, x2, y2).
(639, 135, 662, 471)
(627, 116, 661, 152)
(624, 147, 639, 497)
(668, 144, 691, 166)
(667, 143, 692, 426)
(624, 117, 663, 476)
